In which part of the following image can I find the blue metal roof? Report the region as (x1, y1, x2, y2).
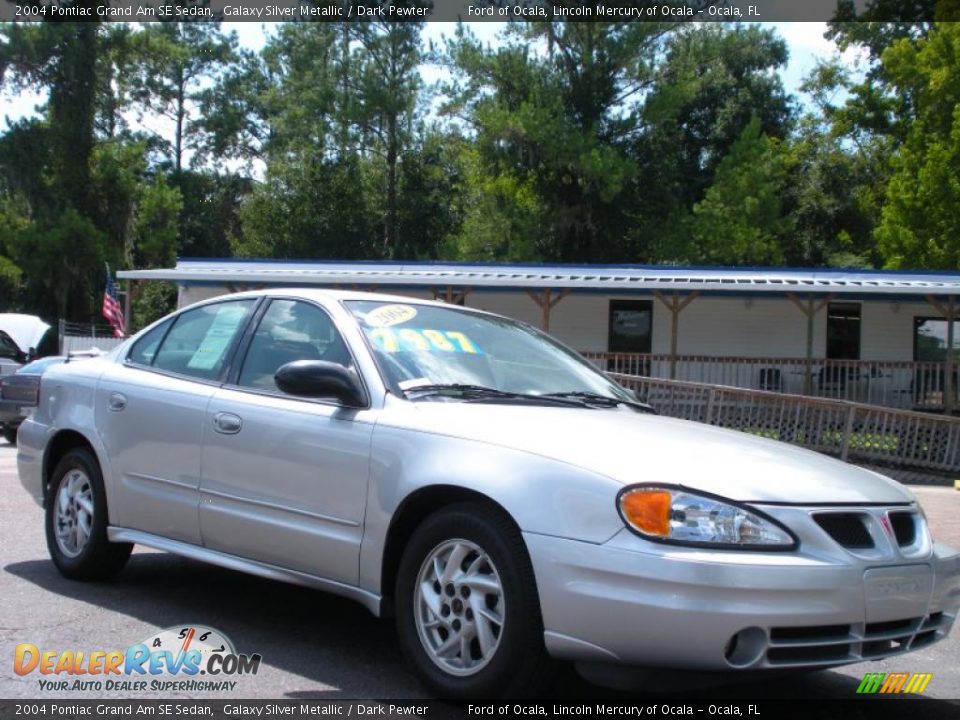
(117, 259, 960, 296)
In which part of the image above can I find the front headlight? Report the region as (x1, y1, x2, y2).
(616, 484, 797, 550)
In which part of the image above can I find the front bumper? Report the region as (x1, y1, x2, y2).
(525, 511, 960, 672)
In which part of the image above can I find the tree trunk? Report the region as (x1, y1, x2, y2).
(50, 20, 99, 214)
(175, 72, 185, 174)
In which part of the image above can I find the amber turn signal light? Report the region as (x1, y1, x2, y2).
(620, 489, 671, 536)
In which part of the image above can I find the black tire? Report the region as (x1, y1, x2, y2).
(4, 427, 17, 445)
(45, 448, 132, 581)
(395, 502, 554, 699)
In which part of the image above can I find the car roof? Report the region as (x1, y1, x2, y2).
(203, 287, 496, 316)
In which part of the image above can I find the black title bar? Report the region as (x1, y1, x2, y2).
(0, 0, 951, 24)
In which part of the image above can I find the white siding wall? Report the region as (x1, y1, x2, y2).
(464, 293, 935, 361)
(861, 300, 932, 361)
(175, 284, 937, 362)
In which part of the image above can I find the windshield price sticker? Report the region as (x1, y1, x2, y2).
(371, 327, 481, 354)
(187, 305, 249, 371)
(364, 304, 418, 328)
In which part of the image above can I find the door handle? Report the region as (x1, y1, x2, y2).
(213, 412, 243, 435)
(108, 392, 127, 412)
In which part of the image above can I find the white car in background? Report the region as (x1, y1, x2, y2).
(16, 289, 960, 698)
(0, 314, 53, 443)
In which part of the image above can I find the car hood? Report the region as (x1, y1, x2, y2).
(383, 400, 913, 505)
(0, 314, 50, 354)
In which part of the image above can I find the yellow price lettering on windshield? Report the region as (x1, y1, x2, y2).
(421, 329, 455, 351)
(398, 328, 430, 350)
(369, 328, 480, 354)
(370, 327, 399, 352)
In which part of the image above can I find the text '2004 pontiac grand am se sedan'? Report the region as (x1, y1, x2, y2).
(16, 289, 960, 697)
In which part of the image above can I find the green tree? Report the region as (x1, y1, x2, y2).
(875, 23, 960, 268)
(126, 22, 237, 173)
(351, 18, 425, 257)
(633, 24, 793, 262)
(690, 118, 791, 266)
(443, 23, 657, 263)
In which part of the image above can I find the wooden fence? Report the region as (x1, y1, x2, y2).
(58, 320, 124, 354)
(612, 373, 960, 475)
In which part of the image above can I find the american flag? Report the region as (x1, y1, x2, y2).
(102, 264, 126, 338)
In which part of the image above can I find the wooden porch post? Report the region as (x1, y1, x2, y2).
(653, 291, 699, 379)
(786, 293, 832, 395)
(948, 295, 956, 415)
(435, 286, 473, 305)
(123, 282, 132, 337)
(124, 280, 144, 336)
(526, 288, 571, 332)
(924, 294, 957, 414)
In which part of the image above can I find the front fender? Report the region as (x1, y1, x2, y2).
(358, 423, 624, 595)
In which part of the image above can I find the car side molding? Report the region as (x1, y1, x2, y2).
(107, 527, 382, 616)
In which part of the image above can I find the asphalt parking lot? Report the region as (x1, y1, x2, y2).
(1, 441, 959, 708)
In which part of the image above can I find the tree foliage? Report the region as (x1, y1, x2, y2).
(0, 16, 957, 326)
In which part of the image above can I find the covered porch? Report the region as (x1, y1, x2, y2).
(584, 352, 959, 413)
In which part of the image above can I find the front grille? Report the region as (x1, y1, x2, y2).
(889, 512, 917, 546)
(770, 624, 850, 643)
(813, 513, 874, 549)
(865, 618, 917, 636)
(767, 644, 851, 664)
(762, 613, 946, 668)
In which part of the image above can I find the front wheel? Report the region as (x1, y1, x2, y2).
(45, 448, 132, 580)
(395, 503, 553, 698)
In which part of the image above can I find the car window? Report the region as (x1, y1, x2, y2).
(237, 299, 351, 393)
(0, 331, 23, 360)
(128, 318, 173, 366)
(152, 300, 257, 381)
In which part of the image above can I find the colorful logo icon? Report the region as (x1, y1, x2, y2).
(856, 672, 932, 694)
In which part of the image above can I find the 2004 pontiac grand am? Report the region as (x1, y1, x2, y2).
(17, 289, 960, 697)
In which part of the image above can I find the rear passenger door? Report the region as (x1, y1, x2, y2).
(97, 299, 258, 544)
(198, 298, 375, 585)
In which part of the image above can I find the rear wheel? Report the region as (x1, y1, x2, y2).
(45, 448, 132, 580)
(395, 503, 553, 698)
(4, 427, 17, 445)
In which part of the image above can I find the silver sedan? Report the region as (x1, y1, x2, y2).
(16, 289, 960, 698)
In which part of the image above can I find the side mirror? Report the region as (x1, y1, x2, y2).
(275, 360, 366, 408)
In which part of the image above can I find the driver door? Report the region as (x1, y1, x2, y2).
(198, 298, 375, 585)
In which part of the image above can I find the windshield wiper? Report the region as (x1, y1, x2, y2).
(542, 391, 657, 414)
(403, 384, 585, 407)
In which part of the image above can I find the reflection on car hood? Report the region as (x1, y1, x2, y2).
(384, 401, 913, 505)
(0, 314, 51, 353)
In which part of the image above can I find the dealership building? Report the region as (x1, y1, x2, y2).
(119, 259, 960, 412)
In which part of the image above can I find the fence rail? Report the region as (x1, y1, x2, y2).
(586, 352, 955, 411)
(612, 373, 960, 475)
(58, 320, 124, 354)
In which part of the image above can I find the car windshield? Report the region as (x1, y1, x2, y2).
(344, 300, 635, 402)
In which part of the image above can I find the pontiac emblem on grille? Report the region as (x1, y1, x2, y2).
(879, 514, 894, 538)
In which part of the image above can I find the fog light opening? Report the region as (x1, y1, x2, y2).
(724, 627, 766, 668)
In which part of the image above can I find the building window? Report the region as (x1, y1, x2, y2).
(826, 302, 861, 360)
(914, 317, 960, 361)
(608, 300, 652, 353)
